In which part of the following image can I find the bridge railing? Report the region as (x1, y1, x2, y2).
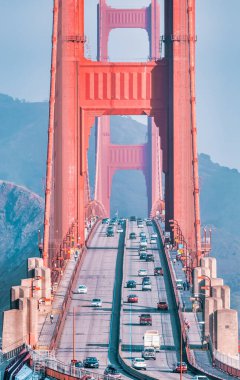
(154, 219, 224, 379)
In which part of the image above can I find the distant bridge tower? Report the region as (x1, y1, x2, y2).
(94, 0, 163, 217)
(43, 0, 201, 268)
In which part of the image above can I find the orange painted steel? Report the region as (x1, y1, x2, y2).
(43, 0, 58, 267)
(187, 0, 202, 264)
(44, 0, 202, 267)
(95, 0, 163, 217)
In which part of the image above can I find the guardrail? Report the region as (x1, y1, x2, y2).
(154, 219, 225, 380)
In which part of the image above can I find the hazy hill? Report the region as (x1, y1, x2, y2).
(0, 94, 240, 328)
(0, 181, 44, 331)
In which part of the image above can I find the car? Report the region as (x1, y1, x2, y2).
(127, 294, 138, 303)
(140, 252, 147, 260)
(139, 314, 152, 326)
(130, 216, 136, 221)
(146, 220, 153, 226)
(117, 227, 123, 233)
(132, 358, 146, 370)
(129, 232, 136, 239)
(138, 246, 147, 253)
(174, 362, 188, 373)
(176, 279, 184, 290)
(146, 254, 154, 262)
(191, 377, 209, 380)
(142, 283, 152, 291)
(137, 223, 144, 228)
(140, 241, 147, 248)
(157, 301, 168, 310)
(138, 269, 148, 277)
(102, 218, 109, 224)
(77, 285, 87, 294)
(139, 232, 146, 238)
(150, 238, 157, 244)
(126, 280, 136, 288)
(140, 237, 147, 242)
(71, 360, 83, 368)
(151, 233, 157, 238)
(104, 365, 121, 379)
(91, 298, 102, 307)
(154, 267, 163, 276)
(142, 276, 150, 284)
(107, 230, 114, 237)
(83, 357, 99, 369)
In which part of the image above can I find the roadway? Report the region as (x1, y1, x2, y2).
(56, 222, 121, 373)
(120, 220, 193, 379)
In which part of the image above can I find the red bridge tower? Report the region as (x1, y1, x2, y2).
(94, 0, 163, 217)
(43, 0, 201, 268)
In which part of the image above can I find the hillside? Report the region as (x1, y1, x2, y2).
(0, 181, 44, 331)
(0, 94, 240, 327)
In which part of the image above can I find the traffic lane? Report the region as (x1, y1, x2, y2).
(122, 247, 176, 371)
(57, 223, 120, 373)
(88, 222, 120, 249)
(122, 266, 191, 377)
(122, 221, 192, 378)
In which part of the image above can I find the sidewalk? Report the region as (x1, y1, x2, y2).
(168, 248, 235, 379)
(38, 253, 78, 349)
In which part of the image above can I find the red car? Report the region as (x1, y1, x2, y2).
(157, 301, 168, 310)
(139, 313, 152, 326)
(128, 294, 138, 303)
(174, 362, 188, 373)
(154, 267, 163, 276)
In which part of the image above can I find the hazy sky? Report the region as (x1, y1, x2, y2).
(0, 0, 239, 170)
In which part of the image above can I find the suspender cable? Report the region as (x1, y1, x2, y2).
(43, 0, 59, 267)
(187, 0, 202, 265)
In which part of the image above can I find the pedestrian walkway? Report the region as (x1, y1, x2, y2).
(168, 248, 235, 379)
(38, 253, 78, 349)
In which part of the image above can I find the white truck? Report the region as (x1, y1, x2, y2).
(143, 330, 161, 352)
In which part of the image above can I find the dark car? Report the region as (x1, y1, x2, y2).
(146, 220, 153, 226)
(83, 357, 99, 369)
(154, 266, 163, 276)
(126, 280, 136, 289)
(129, 232, 136, 240)
(174, 362, 188, 373)
(142, 276, 150, 284)
(157, 301, 168, 310)
(139, 313, 152, 326)
(104, 365, 121, 379)
(71, 360, 83, 368)
(107, 230, 114, 237)
(102, 218, 109, 224)
(140, 252, 147, 260)
(146, 254, 154, 262)
(127, 294, 138, 303)
(130, 216, 136, 221)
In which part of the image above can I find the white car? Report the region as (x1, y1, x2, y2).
(77, 285, 87, 294)
(117, 227, 123, 233)
(150, 238, 157, 244)
(132, 358, 146, 370)
(138, 223, 144, 228)
(91, 298, 102, 307)
(151, 233, 157, 238)
(138, 269, 148, 277)
(191, 377, 209, 380)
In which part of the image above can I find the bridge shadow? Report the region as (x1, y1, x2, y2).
(86, 343, 109, 348)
